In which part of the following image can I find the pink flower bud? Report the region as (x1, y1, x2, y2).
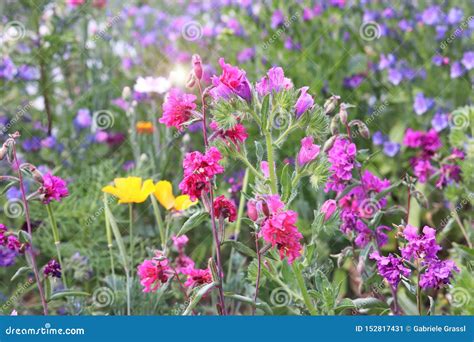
(321, 199, 337, 221)
(247, 200, 258, 221)
(192, 54, 203, 80)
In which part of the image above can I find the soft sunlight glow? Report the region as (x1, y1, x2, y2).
(168, 65, 188, 86)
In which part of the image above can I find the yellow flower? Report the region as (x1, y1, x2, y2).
(102, 177, 155, 204)
(136, 121, 154, 134)
(154, 180, 197, 211)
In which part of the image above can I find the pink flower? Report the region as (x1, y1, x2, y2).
(171, 235, 189, 251)
(261, 209, 303, 264)
(325, 138, 357, 193)
(419, 259, 459, 289)
(297, 136, 320, 165)
(370, 252, 411, 289)
(400, 225, 441, 261)
(210, 121, 248, 146)
(321, 199, 337, 221)
(294, 87, 314, 117)
(183, 267, 212, 288)
(247, 200, 258, 221)
(137, 251, 172, 293)
(213, 195, 237, 222)
(261, 161, 270, 178)
(255, 67, 293, 96)
(210, 58, 251, 102)
(159, 88, 197, 131)
(179, 147, 224, 201)
(39, 173, 69, 204)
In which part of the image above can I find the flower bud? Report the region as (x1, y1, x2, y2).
(192, 54, 203, 80)
(122, 86, 131, 100)
(247, 200, 258, 221)
(323, 135, 338, 152)
(323, 95, 340, 115)
(186, 72, 196, 88)
(330, 115, 340, 135)
(338, 103, 348, 124)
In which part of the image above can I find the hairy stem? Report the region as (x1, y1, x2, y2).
(265, 132, 278, 194)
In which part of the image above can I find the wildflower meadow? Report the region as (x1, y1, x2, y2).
(0, 0, 473, 319)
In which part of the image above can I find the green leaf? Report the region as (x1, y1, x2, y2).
(104, 195, 129, 270)
(182, 282, 216, 315)
(352, 297, 388, 310)
(222, 240, 257, 258)
(280, 163, 291, 202)
(48, 290, 90, 302)
(11, 266, 32, 281)
(224, 292, 273, 314)
(177, 211, 208, 236)
(18, 230, 32, 244)
(261, 93, 270, 129)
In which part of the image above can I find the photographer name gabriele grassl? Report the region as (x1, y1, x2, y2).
(412, 325, 467, 333)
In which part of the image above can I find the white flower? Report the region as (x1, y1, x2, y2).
(134, 76, 171, 94)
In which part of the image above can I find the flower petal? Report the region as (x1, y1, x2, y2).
(154, 181, 175, 210)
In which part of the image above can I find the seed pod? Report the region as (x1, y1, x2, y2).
(338, 103, 348, 124)
(323, 95, 341, 115)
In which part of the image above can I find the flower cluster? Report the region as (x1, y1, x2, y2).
(0, 224, 23, 255)
(137, 251, 172, 293)
(213, 195, 237, 222)
(179, 147, 224, 201)
(249, 195, 303, 264)
(159, 88, 197, 131)
(44, 259, 62, 278)
(39, 173, 69, 204)
(209, 121, 248, 147)
(255, 67, 293, 96)
(210, 58, 251, 103)
(325, 137, 356, 193)
(400, 225, 459, 289)
(370, 252, 411, 289)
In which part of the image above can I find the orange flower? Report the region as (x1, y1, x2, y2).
(136, 121, 154, 134)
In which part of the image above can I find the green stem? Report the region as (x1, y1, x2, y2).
(292, 263, 317, 315)
(104, 200, 116, 290)
(129, 203, 134, 266)
(416, 262, 423, 316)
(265, 132, 278, 194)
(150, 196, 167, 252)
(274, 124, 295, 146)
(46, 204, 68, 288)
(236, 153, 265, 180)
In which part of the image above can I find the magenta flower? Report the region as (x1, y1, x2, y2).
(137, 251, 172, 293)
(419, 259, 459, 289)
(44, 259, 61, 278)
(179, 147, 224, 201)
(159, 88, 197, 131)
(321, 199, 337, 221)
(209, 121, 248, 146)
(294, 87, 314, 117)
(400, 225, 441, 261)
(297, 136, 320, 166)
(40, 173, 69, 204)
(325, 138, 356, 193)
(210, 58, 251, 102)
(183, 267, 212, 288)
(213, 195, 237, 222)
(171, 235, 189, 252)
(255, 67, 293, 96)
(370, 252, 411, 289)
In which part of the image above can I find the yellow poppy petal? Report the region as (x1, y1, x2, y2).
(133, 179, 155, 203)
(154, 180, 175, 210)
(174, 195, 197, 211)
(101, 185, 120, 198)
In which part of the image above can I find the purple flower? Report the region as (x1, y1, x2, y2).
(421, 6, 442, 26)
(372, 131, 386, 145)
(74, 109, 92, 129)
(294, 87, 314, 117)
(44, 259, 62, 278)
(379, 54, 396, 70)
(432, 55, 444, 66)
(400, 225, 441, 261)
(271, 10, 284, 29)
(255, 67, 293, 97)
(376, 225, 391, 247)
(325, 138, 356, 193)
(450, 61, 465, 78)
(398, 19, 413, 32)
(447, 8, 463, 25)
(41, 136, 56, 149)
(388, 68, 403, 85)
(436, 163, 462, 189)
(383, 141, 400, 157)
(431, 113, 449, 132)
(22, 137, 41, 152)
(210, 58, 252, 103)
(413, 92, 434, 115)
(6, 187, 22, 200)
(343, 74, 365, 89)
(297, 136, 320, 166)
(0, 57, 16, 80)
(237, 48, 255, 64)
(419, 259, 459, 289)
(370, 252, 411, 289)
(17, 65, 39, 80)
(0, 246, 17, 267)
(461, 51, 474, 70)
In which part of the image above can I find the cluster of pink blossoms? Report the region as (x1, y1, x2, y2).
(0, 224, 23, 254)
(255, 67, 293, 96)
(159, 88, 197, 131)
(179, 147, 224, 201)
(213, 195, 237, 222)
(325, 137, 357, 193)
(248, 195, 303, 264)
(137, 251, 172, 293)
(209, 121, 248, 147)
(39, 172, 69, 204)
